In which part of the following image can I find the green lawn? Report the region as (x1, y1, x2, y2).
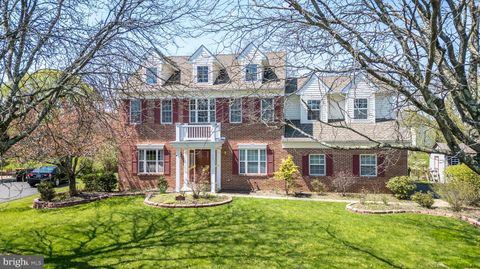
(0, 195, 479, 269)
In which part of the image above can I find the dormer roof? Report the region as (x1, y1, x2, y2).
(188, 45, 217, 63)
(236, 43, 268, 62)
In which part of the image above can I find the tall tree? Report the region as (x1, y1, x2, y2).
(213, 0, 480, 173)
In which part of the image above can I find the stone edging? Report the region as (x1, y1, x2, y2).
(32, 192, 145, 209)
(144, 194, 232, 208)
(346, 202, 480, 228)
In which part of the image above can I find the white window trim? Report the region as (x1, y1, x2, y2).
(161, 99, 173, 124)
(309, 154, 326, 176)
(145, 67, 158, 85)
(137, 146, 165, 175)
(261, 98, 274, 122)
(229, 98, 242, 123)
(245, 64, 259, 82)
(238, 144, 267, 150)
(360, 154, 377, 177)
(239, 148, 267, 175)
(195, 65, 210, 84)
(353, 98, 369, 121)
(306, 100, 321, 122)
(189, 98, 216, 123)
(129, 99, 141, 124)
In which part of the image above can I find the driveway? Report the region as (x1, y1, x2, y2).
(0, 181, 38, 203)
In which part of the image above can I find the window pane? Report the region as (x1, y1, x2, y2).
(261, 99, 274, 122)
(310, 164, 325, 175)
(361, 166, 376, 176)
(240, 150, 246, 161)
(130, 100, 141, 123)
(198, 99, 208, 110)
(260, 161, 266, 174)
(138, 150, 145, 160)
(247, 150, 258, 161)
(146, 67, 157, 84)
(361, 155, 376, 165)
(260, 149, 266, 161)
(354, 98, 368, 119)
(247, 162, 259, 173)
(138, 161, 144, 173)
(240, 162, 246, 174)
(161, 100, 172, 123)
(146, 150, 156, 160)
(231, 111, 241, 123)
(146, 162, 156, 173)
(198, 111, 208, 122)
(197, 66, 209, 83)
(246, 64, 258, 81)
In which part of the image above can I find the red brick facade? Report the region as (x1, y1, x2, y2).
(117, 99, 408, 193)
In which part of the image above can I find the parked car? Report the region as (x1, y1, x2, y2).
(15, 168, 34, 182)
(27, 166, 66, 187)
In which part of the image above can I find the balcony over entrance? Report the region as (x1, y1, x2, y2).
(175, 123, 222, 142)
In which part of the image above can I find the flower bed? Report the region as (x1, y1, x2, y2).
(144, 193, 232, 208)
(346, 202, 480, 228)
(32, 192, 145, 209)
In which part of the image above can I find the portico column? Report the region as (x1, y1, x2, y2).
(216, 148, 221, 191)
(183, 149, 189, 189)
(175, 148, 181, 192)
(210, 146, 216, 193)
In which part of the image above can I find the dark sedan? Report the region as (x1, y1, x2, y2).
(27, 166, 66, 187)
(15, 168, 34, 182)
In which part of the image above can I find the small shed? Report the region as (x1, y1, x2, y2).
(429, 143, 475, 182)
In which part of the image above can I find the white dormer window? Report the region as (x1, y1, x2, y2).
(146, 67, 157, 84)
(307, 100, 321, 121)
(245, 64, 258, 81)
(197, 66, 209, 83)
(354, 98, 368, 119)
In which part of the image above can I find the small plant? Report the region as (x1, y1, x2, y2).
(358, 187, 368, 205)
(81, 173, 97, 192)
(331, 171, 356, 196)
(411, 192, 434, 209)
(157, 175, 169, 194)
(381, 195, 389, 206)
(38, 181, 56, 201)
(311, 179, 326, 195)
(96, 172, 118, 192)
(435, 180, 477, 212)
(386, 176, 416, 199)
(274, 155, 301, 195)
(190, 166, 210, 199)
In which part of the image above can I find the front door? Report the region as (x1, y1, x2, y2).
(189, 149, 210, 181)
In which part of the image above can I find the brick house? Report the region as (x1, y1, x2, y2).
(117, 44, 410, 193)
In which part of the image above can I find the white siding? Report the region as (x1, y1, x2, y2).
(328, 96, 346, 120)
(191, 46, 216, 85)
(346, 79, 375, 123)
(284, 95, 301, 120)
(299, 76, 328, 123)
(429, 153, 447, 182)
(375, 94, 395, 119)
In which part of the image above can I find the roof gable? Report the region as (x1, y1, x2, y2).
(188, 45, 216, 63)
(237, 43, 267, 62)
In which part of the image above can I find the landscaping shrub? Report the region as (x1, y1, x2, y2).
(411, 192, 434, 209)
(81, 173, 97, 192)
(331, 171, 355, 196)
(96, 172, 117, 192)
(444, 164, 480, 205)
(310, 179, 326, 194)
(435, 180, 477, 212)
(38, 181, 55, 201)
(386, 176, 416, 199)
(274, 155, 301, 194)
(157, 175, 169, 194)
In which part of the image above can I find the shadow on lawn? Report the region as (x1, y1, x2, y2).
(0, 197, 458, 268)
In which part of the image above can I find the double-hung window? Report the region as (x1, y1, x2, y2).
(197, 66, 209, 83)
(161, 100, 172, 124)
(230, 99, 242, 123)
(309, 154, 326, 176)
(447, 156, 460, 166)
(261, 98, 274, 122)
(138, 148, 164, 174)
(354, 98, 368, 119)
(239, 149, 267, 175)
(190, 99, 215, 123)
(360, 154, 377, 176)
(307, 100, 321, 121)
(146, 67, 157, 84)
(130, 99, 141, 124)
(245, 64, 258, 81)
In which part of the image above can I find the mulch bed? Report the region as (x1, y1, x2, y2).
(32, 192, 145, 209)
(144, 193, 232, 208)
(346, 202, 480, 228)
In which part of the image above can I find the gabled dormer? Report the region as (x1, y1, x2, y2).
(296, 74, 330, 123)
(141, 49, 178, 86)
(343, 74, 376, 123)
(189, 45, 224, 85)
(237, 43, 269, 83)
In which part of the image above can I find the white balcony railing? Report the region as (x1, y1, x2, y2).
(175, 123, 221, 142)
